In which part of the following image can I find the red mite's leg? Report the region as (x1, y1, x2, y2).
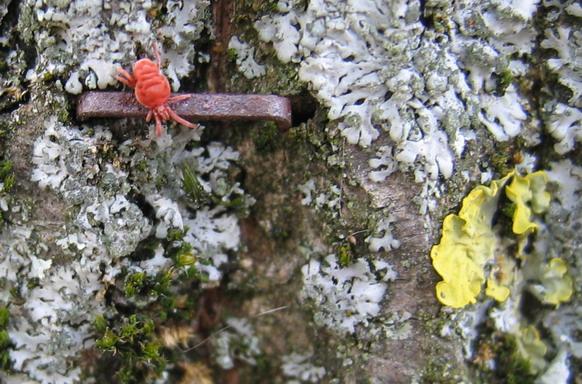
(153, 112, 164, 137)
(168, 94, 192, 103)
(116, 67, 136, 88)
(146, 110, 153, 122)
(167, 107, 197, 129)
(158, 106, 170, 121)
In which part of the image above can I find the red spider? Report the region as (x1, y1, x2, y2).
(116, 43, 197, 137)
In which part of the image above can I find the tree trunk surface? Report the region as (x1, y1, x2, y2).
(0, 1, 580, 384)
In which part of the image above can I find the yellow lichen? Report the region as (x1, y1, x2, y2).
(531, 258, 573, 306)
(431, 169, 573, 309)
(505, 171, 551, 235)
(431, 174, 512, 308)
(485, 277, 511, 302)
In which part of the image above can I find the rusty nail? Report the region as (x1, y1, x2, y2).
(77, 92, 292, 131)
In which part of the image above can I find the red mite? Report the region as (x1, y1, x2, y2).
(116, 43, 197, 137)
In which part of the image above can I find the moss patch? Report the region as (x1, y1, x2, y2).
(94, 314, 165, 384)
(0, 306, 13, 371)
(472, 333, 537, 384)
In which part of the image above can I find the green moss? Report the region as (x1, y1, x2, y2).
(226, 47, 238, 61)
(122, 266, 184, 302)
(0, 118, 9, 140)
(181, 163, 209, 207)
(42, 72, 55, 82)
(420, 359, 460, 384)
(497, 69, 514, 95)
(337, 243, 353, 267)
(418, 309, 449, 336)
(2, 174, 14, 192)
(504, 341, 535, 378)
(0, 60, 8, 73)
(247, 353, 275, 381)
(57, 105, 71, 124)
(167, 241, 194, 267)
(498, 199, 516, 222)
(0, 307, 8, 329)
(155, 175, 168, 190)
(0, 330, 11, 370)
(94, 314, 165, 384)
(481, 334, 536, 384)
(490, 146, 515, 176)
(124, 272, 147, 297)
(0, 160, 14, 222)
(236, 0, 281, 21)
(166, 227, 187, 242)
(0, 160, 14, 192)
(95, 328, 119, 351)
(26, 278, 40, 290)
(153, 270, 174, 303)
(94, 232, 212, 381)
(175, 252, 196, 268)
(94, 314, 108, 334)
(135, 159, 148, 173)
(252, 122, 280, 153)
(0, 306, 12, 370)
(270, 225, 290, 240)
(215, 194, 247, 210)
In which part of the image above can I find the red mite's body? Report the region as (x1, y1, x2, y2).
(133, 59, 171, 108)
(116, 44, 196, 137)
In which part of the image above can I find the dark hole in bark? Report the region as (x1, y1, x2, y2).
(520, 289, 543, 321)
(127, 191, 156, 223)
(289, 92, 317, 126)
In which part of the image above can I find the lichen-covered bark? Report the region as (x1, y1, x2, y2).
(0, 0, 581, 383)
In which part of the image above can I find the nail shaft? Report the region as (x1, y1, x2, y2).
(77, 92, 292, 131)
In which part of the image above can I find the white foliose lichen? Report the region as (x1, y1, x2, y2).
(29, 0, 210, 93)
(162, 140, 249, 282)
(379, 310, 413, 341)
(0, 118, 147, 383)
(368, 146, 397, 183)
(31, 117, 152, 258)
(147, 194, 184, 237)
(228, 36, 267, 79)
(212, 318, 261, 370)
(298, 179, 316, 206)
(365, 215, 400, 253)
(541, 24, 581, 107)
(535, 350, 570, 384)
(301, 254, 396, 334)
(540, 1, 582, 153)
(544, 103, 582, 155)
(0, 170, 11, 217)
(477, 85, 527, 141)
(254, 0, 546, 185)
(298, 178, 341, 218)
(1, 113, 250, 383)
(281, 353, 326, 384)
